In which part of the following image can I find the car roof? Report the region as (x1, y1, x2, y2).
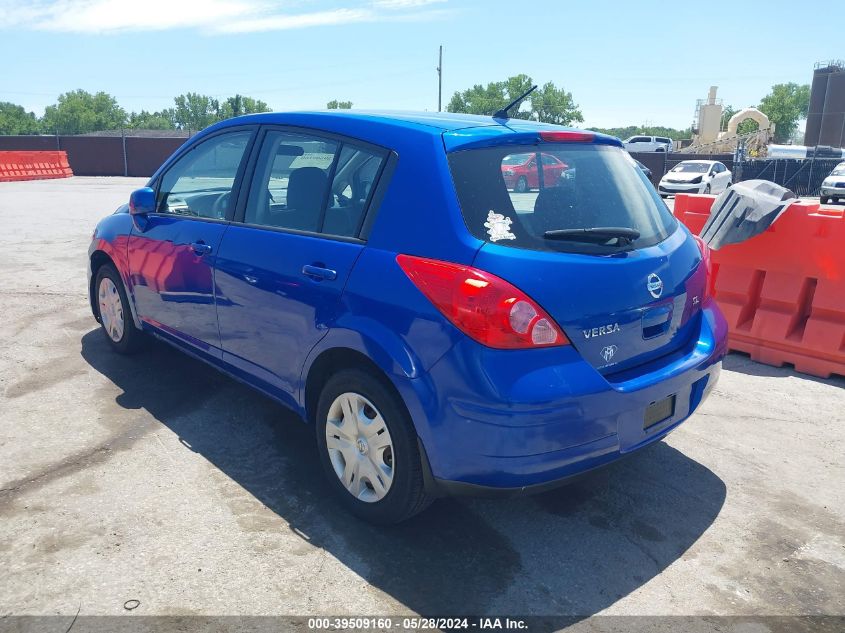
(200, 110, 622, 151)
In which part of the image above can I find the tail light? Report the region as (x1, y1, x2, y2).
(693, 235, 715, 300)
(396, 254, 569, 349)
(539, 130, 594, 143)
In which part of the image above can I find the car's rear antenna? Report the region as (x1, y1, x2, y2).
(493, 85, 538, 120)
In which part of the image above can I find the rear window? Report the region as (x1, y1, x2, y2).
(448, 143, 677, 254)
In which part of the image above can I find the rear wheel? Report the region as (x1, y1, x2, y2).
(315, 368, 433, 523)
(514, 176, 529, 193)
(95, 264, 144, 354)
(704, 184, 711, 194)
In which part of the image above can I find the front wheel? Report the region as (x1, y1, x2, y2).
(514, 176, 529, 193)
(95, 264, 144, 354)
(315, 369, 433, 523)
(704, 184, 711, 194)
(821, 196, 830, 204)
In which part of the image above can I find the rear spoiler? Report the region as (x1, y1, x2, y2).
(442, 126, 623, 153)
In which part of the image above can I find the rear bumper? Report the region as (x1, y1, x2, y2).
(396, 304, 728, 493)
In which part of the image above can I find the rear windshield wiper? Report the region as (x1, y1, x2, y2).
(543, 227, 640, 245)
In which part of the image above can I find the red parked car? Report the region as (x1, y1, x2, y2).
(501, 152, 569, 192)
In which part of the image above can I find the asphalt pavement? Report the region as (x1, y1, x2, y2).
(0, 178, 843, 626)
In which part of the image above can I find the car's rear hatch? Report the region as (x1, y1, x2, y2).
(446, 131, 707, 375)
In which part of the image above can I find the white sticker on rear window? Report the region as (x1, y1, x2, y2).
(484, 211, 516, 242)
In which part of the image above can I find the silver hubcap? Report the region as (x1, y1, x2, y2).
(325, 392, 395, 503)
(98, 277, 124, 343)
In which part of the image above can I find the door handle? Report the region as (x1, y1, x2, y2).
(191, 241, 212, 256)
(302, 264, 337, 281)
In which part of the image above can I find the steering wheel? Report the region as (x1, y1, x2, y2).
(212, 191, 231, 218)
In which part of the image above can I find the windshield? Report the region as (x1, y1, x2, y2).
(671, 162, 710, 173)
(502, 154, 530, 165)
(448, 143, 677, 254)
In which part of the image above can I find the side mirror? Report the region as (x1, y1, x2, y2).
(129, 187, 156, 216)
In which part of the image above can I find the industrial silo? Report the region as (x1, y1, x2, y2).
(805, 61, 845, 148)
(820, 68, 845, 147)
(804, 63, 835, 146)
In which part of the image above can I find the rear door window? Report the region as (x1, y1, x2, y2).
(244, 130, 386, 238)
(245, 131, 339, 233)
(448, 143, 677, 254)
(324, 144, 386, 237)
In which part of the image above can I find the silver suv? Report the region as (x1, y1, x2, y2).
(623, 135, 674, 153)
(820, 162, 845, 205)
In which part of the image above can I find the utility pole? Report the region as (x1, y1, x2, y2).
(437, 45, 443, 112)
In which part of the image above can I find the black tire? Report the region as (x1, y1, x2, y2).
(315, 368, 433, 524)
(95, 264, 144, 354)
(704, 184, 711, 194)
(515, 176, 529, 193)
(821, 196, 830, 204)
(834, 198, 840, 204)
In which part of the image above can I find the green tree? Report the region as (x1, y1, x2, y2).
(173, 93, 220, 132)
(758, 83, 810, 143)
(172, 93, 271, 131)
(41, 90, 126, 134)
(0, 102, 41, 135)
(127, 109, 177, 130)
(589, 125, 691, 141)
(219, 94, 271, 118)
(530, 81, 584, 126)
(447, 74, 583, 125)
(327, 100, 352, 109)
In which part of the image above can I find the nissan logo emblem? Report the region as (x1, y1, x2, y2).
(647, 273, 663, 299)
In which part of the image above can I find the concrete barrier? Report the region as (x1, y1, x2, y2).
(674, 193, 845, 378)
(0, 151, 73, 182)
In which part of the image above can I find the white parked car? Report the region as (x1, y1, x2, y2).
(658, 160, 732, 197)
(623, 135, 674, 153)
(820, 162, 845, 204)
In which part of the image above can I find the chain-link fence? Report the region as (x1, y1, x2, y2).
(633, 152, 842, 197)
(1, 132, 843, 191)
(0, 131, 190, 177)
(735, 158, 843, 197)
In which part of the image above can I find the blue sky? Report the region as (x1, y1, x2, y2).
(0, 0, 841, 129)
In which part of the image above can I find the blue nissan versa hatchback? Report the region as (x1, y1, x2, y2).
(88, 111, 727, 523)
